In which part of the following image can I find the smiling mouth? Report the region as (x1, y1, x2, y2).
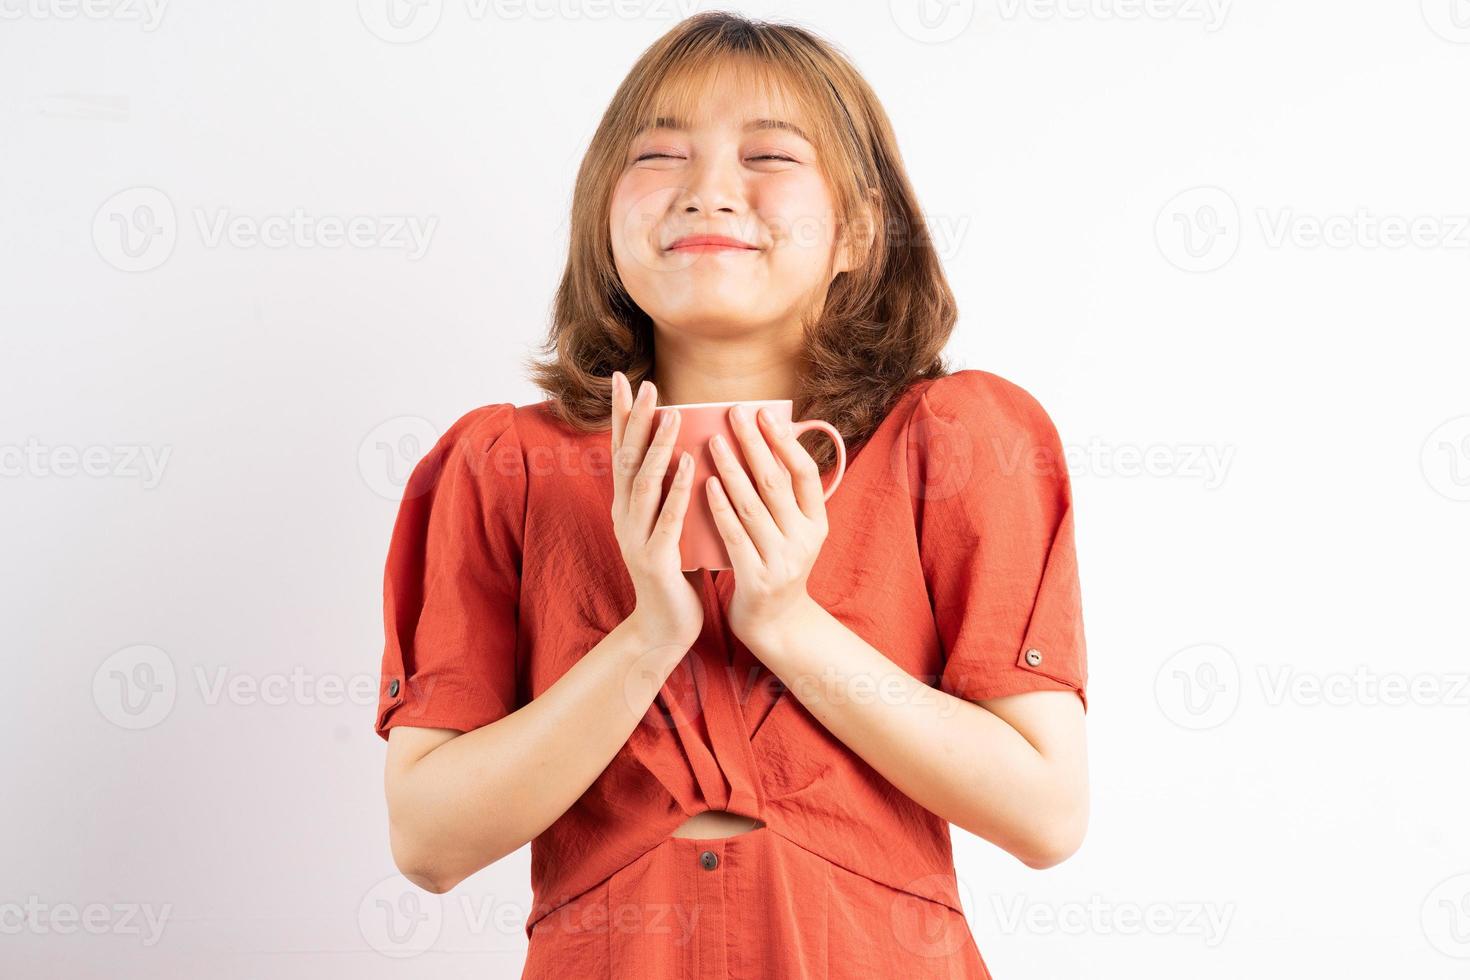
(665, 235, 760, 253)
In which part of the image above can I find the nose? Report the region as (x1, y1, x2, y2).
(673, 152, 744, 217)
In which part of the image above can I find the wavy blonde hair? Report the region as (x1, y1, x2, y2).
(525, 10, 958, 471)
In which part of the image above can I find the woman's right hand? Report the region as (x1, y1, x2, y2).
(609, 371, 706, 653)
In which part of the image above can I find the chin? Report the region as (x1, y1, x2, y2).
(662, 308, 771, 333)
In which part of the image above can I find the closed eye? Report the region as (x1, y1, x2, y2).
(633, 153, 798, 163)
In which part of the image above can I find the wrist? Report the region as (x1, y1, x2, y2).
(621, 609, 695, 666)
(741, 595, 825, 665)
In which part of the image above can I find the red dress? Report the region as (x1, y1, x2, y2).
(374, 369, 1089, 978)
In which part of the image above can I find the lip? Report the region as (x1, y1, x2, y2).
(665, 234, 760, 252)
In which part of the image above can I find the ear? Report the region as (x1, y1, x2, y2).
(833, 186, 880, 276)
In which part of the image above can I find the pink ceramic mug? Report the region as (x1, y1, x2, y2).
(652, 399, 846, 571)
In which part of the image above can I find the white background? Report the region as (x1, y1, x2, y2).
(3, 1, 1468, 977)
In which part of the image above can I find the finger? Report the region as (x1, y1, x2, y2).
(610, 373, 629, 515)
(649, 450, 695, 553)
(760, 411, 827, 522)
(729, 404, 804, 533)
(629, 405, 679, 542)
(705, 476, 763, 574)
(614, 379, 657, 510)
(610, 371, 629, 449)
(707, 430, 783, 564)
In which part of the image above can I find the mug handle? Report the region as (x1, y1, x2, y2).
(790, 419, 847, 501)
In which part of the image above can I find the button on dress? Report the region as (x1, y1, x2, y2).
(374, 369, 1089, 979)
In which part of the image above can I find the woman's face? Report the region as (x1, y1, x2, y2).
(609, 70, 857, 341)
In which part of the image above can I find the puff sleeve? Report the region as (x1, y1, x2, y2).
(910, 370, 1088, 712)
(374, 404, 527, 739)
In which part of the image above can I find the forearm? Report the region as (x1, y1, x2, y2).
(387, 613, 685, 890)
(748, 600, 1088, 868)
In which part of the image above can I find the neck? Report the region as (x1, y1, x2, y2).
(648, 318, 805, 407)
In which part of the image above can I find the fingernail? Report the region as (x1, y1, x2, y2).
(711, 433, 727, 454)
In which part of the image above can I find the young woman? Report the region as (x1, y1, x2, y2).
(375, 12, 1089, 978)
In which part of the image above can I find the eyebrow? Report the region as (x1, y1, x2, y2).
(632, 116, 814, 145)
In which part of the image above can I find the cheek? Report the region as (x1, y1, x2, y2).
(610, 173, 677, 253)
(762, 179, 839, 254)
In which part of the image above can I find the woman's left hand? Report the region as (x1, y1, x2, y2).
(705, 404, 830, 655)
